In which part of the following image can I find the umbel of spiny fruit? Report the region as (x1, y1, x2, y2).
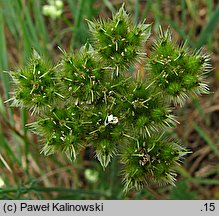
(9, 5, 210, 192)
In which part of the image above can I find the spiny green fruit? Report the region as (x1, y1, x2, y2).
(149, 27, 211, 106)
(8, 6, 211, 193)
(121, 134, 188, 191)
(59, 45, 105, 104)
(117, 80, 177, 137)
(10, 51, 60, 114)
(85, 77, 126, 167)
(88, 5, 151, 76)
(90, 119, 123, 168)
(84, 75, 177, 168)
(29, 105, 86, 161)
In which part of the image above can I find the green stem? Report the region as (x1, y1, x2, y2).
(1, 186, 110, 198)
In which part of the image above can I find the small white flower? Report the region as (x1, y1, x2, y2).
(107, 114, 114, 122)
(55, 0, 63, 9)
(107, 114, 119, 124)
(42, 5, 53, 16)
(42, 0, 63, 20)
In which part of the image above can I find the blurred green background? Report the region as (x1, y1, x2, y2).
(0, 0, 219, 199)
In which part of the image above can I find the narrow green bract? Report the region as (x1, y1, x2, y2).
(9, 6, 211, 192)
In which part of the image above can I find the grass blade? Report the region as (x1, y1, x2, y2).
(193, 123, 219, 157)
(142, 0, 153, 20)
(103, 0, 115, 13)
(189, 177, 219, 185)
(195, 6, 219, 48)
(0, 8, 9, 98)
(134, 0, 140, 24)
(163, 16, 192, 46)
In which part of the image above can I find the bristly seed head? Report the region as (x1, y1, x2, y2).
(8, 6, 210, 193)
(149, 27, 211, 106)
(87, 5, 151, 76)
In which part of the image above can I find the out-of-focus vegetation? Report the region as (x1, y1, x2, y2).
(0, 0, 219, 199)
